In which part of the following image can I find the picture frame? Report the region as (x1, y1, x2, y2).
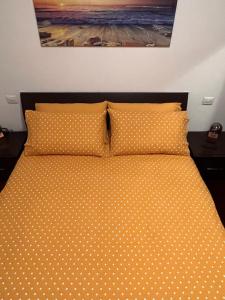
(33, 0, 178, 47)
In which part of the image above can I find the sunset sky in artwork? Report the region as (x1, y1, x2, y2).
(34, 0, 177, 7)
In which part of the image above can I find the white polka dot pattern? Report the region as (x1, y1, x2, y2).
(0, 154, 224, 299)
(107, 101, 182, 112)
(35, 101, 107, 113)
(25, 110, 106, 156)
(109, 109, 190, 156)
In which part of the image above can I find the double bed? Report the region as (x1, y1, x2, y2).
(0, 92, 224, 299)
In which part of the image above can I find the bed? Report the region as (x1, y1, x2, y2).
(0, 92, 224, 299)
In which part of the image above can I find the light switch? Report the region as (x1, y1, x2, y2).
(6, 95, 18, 104)
(202, 96, 215, 105)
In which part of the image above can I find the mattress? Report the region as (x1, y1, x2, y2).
(0, 153, 224, 299)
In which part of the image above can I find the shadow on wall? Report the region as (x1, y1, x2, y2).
(161, 0, 225, 87)
(172, 44, 225, 87)
(169, 41, 225, 87)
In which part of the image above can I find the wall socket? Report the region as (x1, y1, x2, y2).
(6, 95, 18, 104)
(202, 96, 215, 105)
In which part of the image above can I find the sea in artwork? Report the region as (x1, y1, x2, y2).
(34, 1, 178, 47)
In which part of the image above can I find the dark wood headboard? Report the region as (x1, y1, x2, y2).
(20, 92, 188, 115)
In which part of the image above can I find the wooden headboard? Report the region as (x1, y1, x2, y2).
(20, 92, 188, 116)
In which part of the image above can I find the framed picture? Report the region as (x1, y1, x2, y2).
(33, 0, 178, 47)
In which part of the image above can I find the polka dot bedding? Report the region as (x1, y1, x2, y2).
(109, 110, 189, 156)
(25, 111, 106, 156)
(0, 153, 224, 299)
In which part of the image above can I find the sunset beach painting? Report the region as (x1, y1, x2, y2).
(33, 0, 178, 47)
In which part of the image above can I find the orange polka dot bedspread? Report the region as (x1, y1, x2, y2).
(0, 153, 224, 299)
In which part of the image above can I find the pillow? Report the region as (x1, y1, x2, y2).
(35, 101, 107, 113)
(25, 110, 106, 156)
(109, 109, 189, 156)
(36, 102, 109, 144)
(107, 102, 181, 112)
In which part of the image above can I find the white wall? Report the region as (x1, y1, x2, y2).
(0, 0, 225, 131)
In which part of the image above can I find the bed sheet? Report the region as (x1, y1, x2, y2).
(0, 153, 224, 299)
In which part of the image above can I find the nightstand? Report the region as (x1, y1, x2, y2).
(0, 131, 27, 191)
(188, 132, 225, 226)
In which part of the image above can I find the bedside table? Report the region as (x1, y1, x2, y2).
(188, 131, 225, 226)
(0, 131, 27, 191)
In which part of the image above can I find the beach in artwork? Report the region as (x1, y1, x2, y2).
(33, 1, 178, 47)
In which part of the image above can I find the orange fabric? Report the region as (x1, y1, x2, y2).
(25, 110, 106, 156)
(35, 102, 109, 144)
(107, 101, 181, 112)
(109, 109, 189, 156)
(0, 153, 224, 299)
(36, 101, 107, 113)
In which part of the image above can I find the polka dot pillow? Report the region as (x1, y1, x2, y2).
(108, 101, 182, 112)
(25, 110, 106, 156)
(35, 101, 107, 113)
(35, 102, 109, 144)
(109, 109, 189, 156)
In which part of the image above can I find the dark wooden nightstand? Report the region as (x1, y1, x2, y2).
(0, 131, 27, 191)
(188, 131, 225, 226)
